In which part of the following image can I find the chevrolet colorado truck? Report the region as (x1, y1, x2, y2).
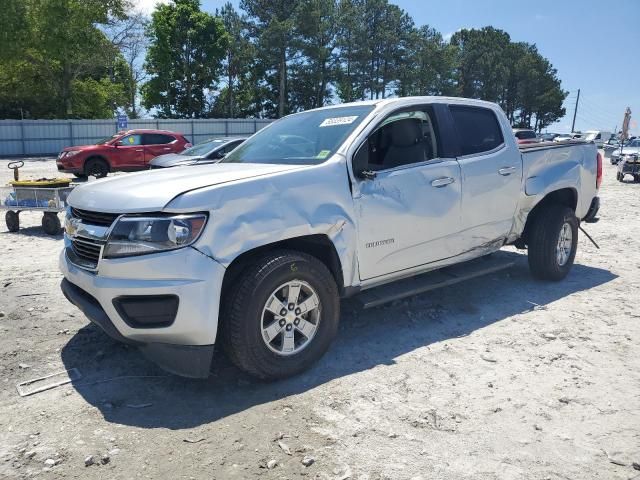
(59, 97, 602, 380)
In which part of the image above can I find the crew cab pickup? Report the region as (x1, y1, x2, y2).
(56, 129, 191, 178)
(59, 97, 602, 380)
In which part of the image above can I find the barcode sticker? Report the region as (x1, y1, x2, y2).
(319, 116, 358, 127)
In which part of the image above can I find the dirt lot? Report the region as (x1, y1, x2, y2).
(0, 155, 638, 480)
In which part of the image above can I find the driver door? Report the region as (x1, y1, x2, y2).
(352, 107, 464, 280)
(116, 134, 145, 169)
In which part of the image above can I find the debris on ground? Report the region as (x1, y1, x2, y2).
(301, 455, 315, 467)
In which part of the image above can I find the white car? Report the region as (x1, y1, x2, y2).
(583, 130, 612, 148)
(610, 138, 640, 164)
(59, 97, 601, 379)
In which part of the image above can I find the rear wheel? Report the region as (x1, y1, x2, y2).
(617, 172, 624, 182)
(527, 205, 578, 281)
(5, 211, 19, 232)
(42, 212, 61, 235)
(84, 158, 109, 178)
(222, 250, 340, 380)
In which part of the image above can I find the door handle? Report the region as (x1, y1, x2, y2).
(498, 166, 516, 176)
(163, 147, 171, 150)
(135, 149, 143, 152)
(431, 177, 455, 188)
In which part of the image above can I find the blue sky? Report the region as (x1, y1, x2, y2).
(139, 0, 639, 134)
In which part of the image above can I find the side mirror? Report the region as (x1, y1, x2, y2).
(114, 140, 124, 147)
(352, 143, 376, 180)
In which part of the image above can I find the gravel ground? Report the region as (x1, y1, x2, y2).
(0, 155, 638, 480)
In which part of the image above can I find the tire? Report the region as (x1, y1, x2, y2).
(41, 212, 61, 235)
(73, 173, 88, 179)
(527, 205, 578, 281)
(222, 250, 340, 380)
(84, 158, 109, 178)
(5, 211, 19, 232)
(617, 172, 624, 182)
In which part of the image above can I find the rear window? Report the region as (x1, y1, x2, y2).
(143, 133, 175, 145)
(515, 130, 536, 139)
(450, 106, 504, 156)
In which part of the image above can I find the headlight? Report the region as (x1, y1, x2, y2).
(103, 214, 207, 259)
(64, 151, 80, 157)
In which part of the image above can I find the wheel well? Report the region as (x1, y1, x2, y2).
(84, 156, 110, 172)
(221, 235, 345, 300)
(521, 188, 577, 243)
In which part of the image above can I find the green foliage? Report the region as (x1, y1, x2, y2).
(142, 0, 229, 118)
(0, 0, 131, 119)
(1, 0, 568, 128)
(448, 28, 566, 130)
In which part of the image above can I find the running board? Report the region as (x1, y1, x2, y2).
(354, 254, 516, 309)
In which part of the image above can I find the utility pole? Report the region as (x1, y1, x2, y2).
(571, 88, 580, 133)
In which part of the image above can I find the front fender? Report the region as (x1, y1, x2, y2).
(165, 158, 360, 287)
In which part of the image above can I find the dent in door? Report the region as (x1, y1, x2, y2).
(355, 162, 463, 278)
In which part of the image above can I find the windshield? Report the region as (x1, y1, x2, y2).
(221, 105, 375, 165)
(96, 135, 118, 145)
(182, 139, 225, 156)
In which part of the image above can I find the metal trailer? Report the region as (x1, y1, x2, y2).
(617, 156, 640, 182)
(1, 184, 73, 235)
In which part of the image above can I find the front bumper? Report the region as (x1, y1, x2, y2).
(59, 245, 226, 377)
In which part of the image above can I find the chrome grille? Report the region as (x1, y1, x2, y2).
(70, 208, 119, 227)
(70, 237, 103, 267)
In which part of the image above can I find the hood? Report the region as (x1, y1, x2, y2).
(63, 144, 104, 152)
(149, 153, 206, 168)
(67, 163, 302, 213)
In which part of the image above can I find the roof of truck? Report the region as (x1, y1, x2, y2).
(300, 96, 500, 113)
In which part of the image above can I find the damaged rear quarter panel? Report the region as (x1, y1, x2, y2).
(514, 142, 596, 235)
(164, 157, 360, 287)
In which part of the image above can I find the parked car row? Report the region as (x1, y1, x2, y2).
(511, 129, 618, 148)
(57, 129, 247, 177)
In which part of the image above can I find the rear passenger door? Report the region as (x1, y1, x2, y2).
(143, 133, 178, 163)
(449, 105, 521, 250)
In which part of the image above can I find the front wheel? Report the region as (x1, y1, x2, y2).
(222, 250, 340, 380)
(84, 158, 109, 178)
(527, 205, 578, 281)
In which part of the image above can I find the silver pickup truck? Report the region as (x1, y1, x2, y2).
(59, 97, 602, 379)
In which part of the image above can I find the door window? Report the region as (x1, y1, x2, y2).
(365, 110, 439, 171)
(143, 133, 175, 145)
(450, 106, 504, 156)
(120, 134, 142, 146)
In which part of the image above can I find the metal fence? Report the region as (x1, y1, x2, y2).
(0, 118, 273, 156)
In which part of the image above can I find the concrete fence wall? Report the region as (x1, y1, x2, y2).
(0, 118, 273, 156)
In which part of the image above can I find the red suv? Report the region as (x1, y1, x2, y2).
(57, 129, 191, 178)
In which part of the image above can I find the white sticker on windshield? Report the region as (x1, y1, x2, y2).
(319, 116, 358, 127)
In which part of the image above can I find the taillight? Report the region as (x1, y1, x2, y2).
(596, 152, 603, 189)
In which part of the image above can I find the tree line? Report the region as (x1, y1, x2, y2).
(0, 0, 567, 131)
